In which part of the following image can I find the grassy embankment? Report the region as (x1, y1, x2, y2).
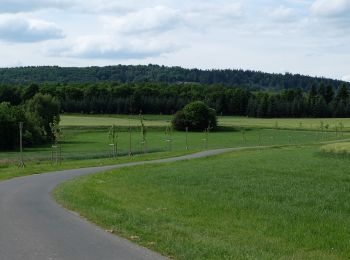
(55, 146, 350, 259)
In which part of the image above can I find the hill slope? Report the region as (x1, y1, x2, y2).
(0, 65, 347, 91)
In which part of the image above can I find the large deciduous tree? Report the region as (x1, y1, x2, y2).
(172, 101, 217, 131)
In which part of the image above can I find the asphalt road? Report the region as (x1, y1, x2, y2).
(0, 148, 243, 260)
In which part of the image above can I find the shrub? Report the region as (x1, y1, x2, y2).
(172, 101, 217, 131)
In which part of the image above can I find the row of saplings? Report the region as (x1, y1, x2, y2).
(108, 101, 218, 158)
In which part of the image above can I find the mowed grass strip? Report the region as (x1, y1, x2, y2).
(60, 114, 171, 127)
(321, 142, 350, 155)
(220, 117, 350, 131)
(55, 147, 350, 259)
(61, 114, 350, 131)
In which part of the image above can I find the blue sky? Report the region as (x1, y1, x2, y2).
(0, 0, 349, 81)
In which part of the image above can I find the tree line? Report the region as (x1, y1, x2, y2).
(1, 82, 350, 119)
(0, 65, 347, 91)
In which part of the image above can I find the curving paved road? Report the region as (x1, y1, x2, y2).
(0, 147, 250, 260)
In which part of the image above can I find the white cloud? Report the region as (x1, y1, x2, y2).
(0, 15, 64, 42)
(342, 75, 350, 82)
(269, 6, 298, 22)
(185, 3, 243, 27)
(0, 0, 154, 13)
(101, 6, 182, 35)
(47, 35, 178, 59)
(0, 0, 71, 13)
(311, 0, 350, 17)
(75, 0, 148, 13)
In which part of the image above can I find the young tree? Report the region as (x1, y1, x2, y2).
(108, 125, 118, 158)
(50, 116, 62, 145)
(50, 116, 62, 164)
(139, 112, 147, 153)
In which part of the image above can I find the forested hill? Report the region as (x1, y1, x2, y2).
(0, 65, 347, 91)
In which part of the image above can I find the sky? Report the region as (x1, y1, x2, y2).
(0, 0, 349, 81)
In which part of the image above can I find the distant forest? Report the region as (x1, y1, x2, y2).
(0, 65, 348, 91)
(1, 81, 350, 118)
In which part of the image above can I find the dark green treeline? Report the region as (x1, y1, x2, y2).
(1, 82, 350, 118)
(0, 65, 347, 91)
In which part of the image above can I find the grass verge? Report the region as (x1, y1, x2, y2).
(0, 150, 196, 182)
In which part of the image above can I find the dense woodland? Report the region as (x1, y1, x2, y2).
(0, 65, 348, 91)
(1, 81, 350, 118)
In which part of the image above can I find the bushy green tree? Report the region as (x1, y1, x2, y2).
(172, 101, 217, 131)
(0, 93, 61, 150)
(26, 93, 60, 141)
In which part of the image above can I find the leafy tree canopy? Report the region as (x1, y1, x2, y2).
(172, 101, 217, 131)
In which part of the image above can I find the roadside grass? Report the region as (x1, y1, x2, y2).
(55, 146, 350, 259)
(0, 150, 195, 182)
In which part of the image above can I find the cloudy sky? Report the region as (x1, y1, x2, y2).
(0, 0, 349, 81)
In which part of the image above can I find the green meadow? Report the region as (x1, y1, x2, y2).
(2, 114, 349, 163)
(1, 114, 349, 181)
(55, 146, 350, 259)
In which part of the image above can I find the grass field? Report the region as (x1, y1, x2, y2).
(2, 114, 350, 182)
(55, 146, 350, 259)
(1, 127, 345, 162)
(219, 117, 350, 131)
(61, 114, 350, 131)
(60, 114, 171, 127)
(2, 114, 349, 163)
